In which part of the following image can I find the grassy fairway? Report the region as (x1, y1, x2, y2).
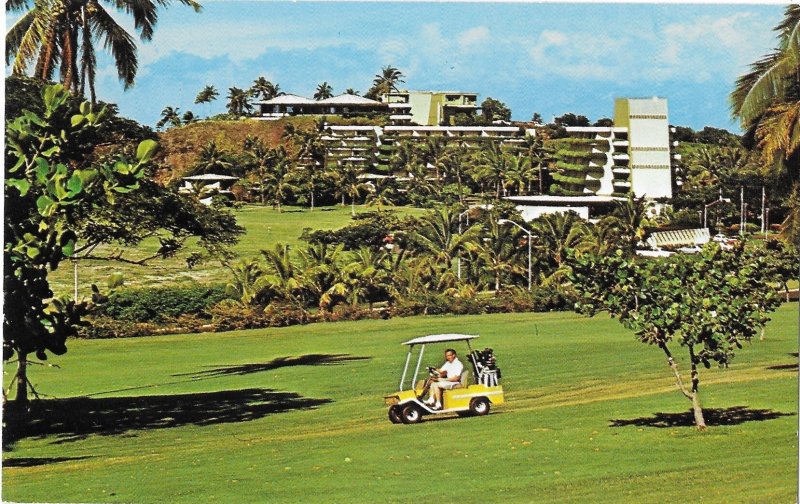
(3, 305, 797, 503)
(48, 204, 427, 295)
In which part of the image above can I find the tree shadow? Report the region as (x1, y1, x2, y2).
(4, 456, 93, 468)
(610, 406, 795, 428)
(767, 353, 799, 371)
(171, 353, 371, 379)
(3, 388, 331, 449)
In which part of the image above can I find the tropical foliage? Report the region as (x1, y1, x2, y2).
(6, 0, 202, 103)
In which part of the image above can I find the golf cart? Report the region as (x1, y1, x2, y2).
(384, 333, 504, 424)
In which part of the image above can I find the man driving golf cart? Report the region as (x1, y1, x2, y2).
(423, 348, 464, 410)
(385, 334, 504, 424)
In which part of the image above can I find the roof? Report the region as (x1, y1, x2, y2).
(505, 195, 625, 204)
(319, 94, 385, 106)
(401, 334, 479, 346)
(183, 174, 239, 181)
(257, 94, 316, 105)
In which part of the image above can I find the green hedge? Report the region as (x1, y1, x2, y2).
(99, 284, 233, 323)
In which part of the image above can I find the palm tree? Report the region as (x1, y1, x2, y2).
(366, 65, 404, 99)
(226, 87, 252, 116)
(156, 106, 182, 130)
(262, 147, 297, 212)
(413, 205, 482, 270)
(467, 217, 518, 292)
(181, 110, 197, 124)
(284, 119, 327, 210)
(225, 259, 268, 305)
(503, 155, 533, 196)
(530, 211, 586, 271)
(195, 85, 218, 105)
(297, 242, 345, 306)
(192, 141, 233, 175)
(339, 162, 371, 216)
(194, 84, 218, 117)
(475, 143, 512, 199)
(344, 88, 360, 95)
(313, 81, 333, 101)
(731, 5, 799, 243)
(261, 243, 303, 306)
(6, 0, 202, 103)
(365, 177, 400, 210)
(522, 134, 548, 194)
(250, 77, 282, 100)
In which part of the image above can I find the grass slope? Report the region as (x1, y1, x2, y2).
(3, 305, 797, 503)
(49, 204, 427, 296)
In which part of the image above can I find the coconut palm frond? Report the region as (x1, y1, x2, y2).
(89, 3, 137, 87)
(733, 54, 797, 128)
(7, 0, 32, 12)
(756, 101, 800, 175)
(6, 8, 36, 65)
(111, 0, 160, 41)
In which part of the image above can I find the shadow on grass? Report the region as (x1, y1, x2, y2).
(3, 388, 331, 449)
(610, 406, 795, 428)
(4, 456, 93, 468)
(171, 353, 371, 379)
(767, 353, 799, 371)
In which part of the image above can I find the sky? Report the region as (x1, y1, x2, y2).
(8, 2, 786, 131)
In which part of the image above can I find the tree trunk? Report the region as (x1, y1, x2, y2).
(310, 190, 315, 211)
(660, 343, 706, 430)
(15, 352, 28, 410)
(351, 198, 355, 217)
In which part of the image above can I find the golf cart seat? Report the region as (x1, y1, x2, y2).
(452, 369, 469, 389)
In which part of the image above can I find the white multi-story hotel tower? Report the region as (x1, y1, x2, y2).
(613, 97, 673, 199)
(561, 97, 675, 200)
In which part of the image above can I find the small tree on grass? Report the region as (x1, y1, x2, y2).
(4, 85, 152, 409)
(568, 243, 783, 430)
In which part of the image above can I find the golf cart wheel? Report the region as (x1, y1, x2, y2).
(388, 406, 402, 424)
(400, 404, 423, 424)
(469, 397, 491, 416)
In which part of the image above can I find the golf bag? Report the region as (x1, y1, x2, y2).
(469, 348, 501, 387)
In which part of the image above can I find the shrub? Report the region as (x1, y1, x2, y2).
(208, 300, 271, 331)
(98, 284, 233, 323)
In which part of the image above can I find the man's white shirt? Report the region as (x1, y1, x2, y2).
(441, 357, 464, 380)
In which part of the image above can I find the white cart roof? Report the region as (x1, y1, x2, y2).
(401, 334, 479, 346)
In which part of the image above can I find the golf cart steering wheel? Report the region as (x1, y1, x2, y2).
(427, 366, 441, 378)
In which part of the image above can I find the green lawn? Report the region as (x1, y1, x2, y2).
(48, 204, 427, 295)
(3, 304, 797, 503)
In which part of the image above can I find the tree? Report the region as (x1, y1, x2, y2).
(191, 141, 233, 175)
(338, 162, 371, 216)
(195, 85, 218, 105)
(156, 106, 182, 130)
(569, 243, 783, 429)
(412, 205, 482, 271)
(194, 85, 219, 117)
(344, 88, 360, 96)
(529, 211, 586, 272)
(4, 85, 149, 408)
(366, 65, 405, 100)
(480, 97, 511, 123)
(730, 5, 800, 244)
(593, 118, 614, 127)
(250, 77, 282, 100)
(554, 113, 590, 127)
(262, 147, 297, 212)
(6, 0, 202, 103)
(314, 82, 333, 101)
(226, 87, 252, 116)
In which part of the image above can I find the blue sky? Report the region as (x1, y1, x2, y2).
(12, 2, 784, 130)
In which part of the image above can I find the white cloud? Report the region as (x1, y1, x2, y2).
(458, 26, 490, 47)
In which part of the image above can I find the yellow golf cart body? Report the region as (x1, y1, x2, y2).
(384, 333, 504, 424)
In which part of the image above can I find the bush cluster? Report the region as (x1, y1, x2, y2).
(97, 284, 233, 323)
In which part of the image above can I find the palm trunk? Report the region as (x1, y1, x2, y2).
(310, 190, 315, 211)
(351, 197, 355, 217)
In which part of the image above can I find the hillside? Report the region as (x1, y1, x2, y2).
(153, 117, 317, 184)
